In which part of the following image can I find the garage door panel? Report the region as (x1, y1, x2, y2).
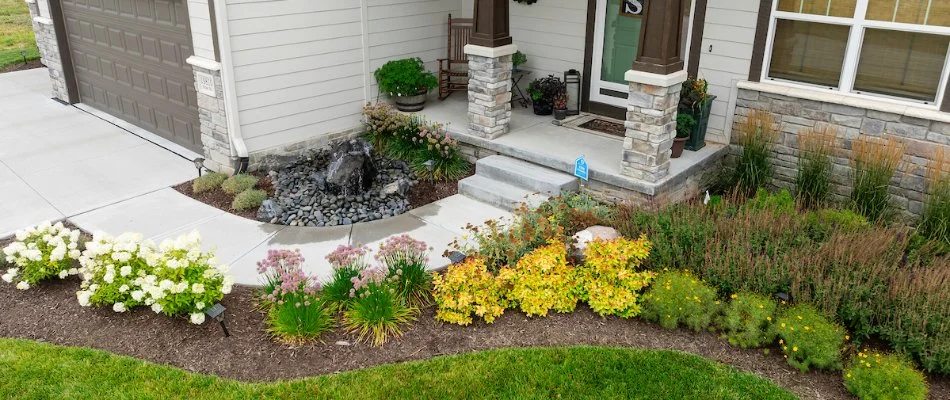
(63, 0, 201, 152)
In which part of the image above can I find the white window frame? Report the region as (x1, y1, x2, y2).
(761, 0, 950, 110)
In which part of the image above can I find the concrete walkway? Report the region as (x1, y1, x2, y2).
(0, 68, 510, 286)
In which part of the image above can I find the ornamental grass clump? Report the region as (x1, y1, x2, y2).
(432, 257, 509, 325)
(641, 270, 721, 331)
(796, 125, 838, 208)
(344, 267, 416, 346)
(844, 351, 928, 400)
(919, 148, 950, 247)
(257, 249, 333, 343)
(774, 304, 847, 372)
(2, 221, 82, 290)
(76, 231, 234, 324)
(322, 244, 370, 312)
(221, 174, 259, 195)
(375, 234, 432, 307)
(850, 136, 904, 222)
(719, 292, 777, 349)
(192, 171, 227, 194)
(499, 240, 579, 317)
(734, 108, 779, 194)
(577, 236, 655, 318)
(232, 189, 267, 211)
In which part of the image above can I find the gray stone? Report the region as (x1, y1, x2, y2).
(256, 200, 282, 222)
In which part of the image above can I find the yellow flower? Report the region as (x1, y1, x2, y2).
(792, 346, 798, 352)
(766, 316, 772, 321)
(758, 304, 764, 309)
(730, 293, 738, 299)
(845, 335, 850, 340)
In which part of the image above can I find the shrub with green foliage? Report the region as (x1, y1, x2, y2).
(919, 149, 950, 248)
(745, 188, 795, 215)
(719, 293, 777, 349)
(257, 249, 333, 343)
(231, 189, 267, 211)
(774, 304, 846, 372)
(373, 57, 437, 96)
(849, 136, 904, 222)
(192, 172, 228, 194)
(795, 126, 838, 208)
(733, 108, 779, 194)
(221, 174, 259, 195)
(844, 351, 928, 400)
(2, 221, 82, 289)
(375, 234, 432, 307)
(577, 236, 655, 318)
(642, 270, 721, 331)
(344, 267, 416, 346)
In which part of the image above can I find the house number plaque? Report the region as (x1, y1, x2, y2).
(621, 0, 645, 17)
(195, 71, 216, 97)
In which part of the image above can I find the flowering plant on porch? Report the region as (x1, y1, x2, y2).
(527, 75, 563, 116)
(361, 103, 469, 180)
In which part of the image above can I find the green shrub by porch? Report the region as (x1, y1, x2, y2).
(221, 174, 259, 196)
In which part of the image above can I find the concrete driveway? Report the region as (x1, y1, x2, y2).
(0, 68, 196, 236)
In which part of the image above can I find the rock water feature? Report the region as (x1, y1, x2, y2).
(258, 139, 415, 227)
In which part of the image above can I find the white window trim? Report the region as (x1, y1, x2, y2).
(760, 0, 950, 110)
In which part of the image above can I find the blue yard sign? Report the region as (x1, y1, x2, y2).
(574, 155, 589, 181)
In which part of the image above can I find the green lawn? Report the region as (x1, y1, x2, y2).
(0, 0, 39, 70)
(0, 339, 796, 399)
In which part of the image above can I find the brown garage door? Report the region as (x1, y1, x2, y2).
(62, 0, 202, 152)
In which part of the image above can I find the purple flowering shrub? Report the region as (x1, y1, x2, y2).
(322, 244, 370, 312)
(376, 234, 433, 307)
(344, 266, 416, 346)
(257, 249, 333, 343)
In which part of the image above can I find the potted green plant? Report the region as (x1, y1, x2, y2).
(678, 77, 715, 151)
(528, 75, 561, 116)
(672, 114, 696, 158)
(512, 51, 528, 71)
(553, 91, 568, 121)
(374, 57, 438, 112)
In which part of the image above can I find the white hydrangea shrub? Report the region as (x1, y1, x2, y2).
(76, 230, 234, 324)
(2, 221, 82, 289)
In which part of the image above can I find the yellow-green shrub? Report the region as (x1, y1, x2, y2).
(221, 174, 259, 195)
(192, 172, 227, 194)
(719, 292, 778, 348)
(432, 257, 508, 325)
(775, 304, 846, 372)
(641, 270, 720, 331)
(500, 240, 579, 317)
(232, 189, 267, 211)
(577, 236, 655, 318)
(844, 351, 928, 400)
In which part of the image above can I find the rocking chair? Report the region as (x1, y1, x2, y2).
(438, 14, 473, 100)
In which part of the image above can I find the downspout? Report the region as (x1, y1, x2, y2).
(212, 0, 249, 173)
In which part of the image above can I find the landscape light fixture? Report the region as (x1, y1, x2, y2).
(775, 292, 792, 303)
(193, 157, 206, 177)
(204, 303, 230, 337)
(20, 48, 27, 65)
(424, 159, 436, 181)
(447, 251, 467, 264)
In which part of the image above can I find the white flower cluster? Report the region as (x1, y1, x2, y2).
(2, 221, 82, 289)
(76, 230, 234, 325)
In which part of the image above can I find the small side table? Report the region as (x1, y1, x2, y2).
(511, 69, 532, 108)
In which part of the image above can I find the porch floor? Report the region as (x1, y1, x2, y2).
(417, 94, 727, 196)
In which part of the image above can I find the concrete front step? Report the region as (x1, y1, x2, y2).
(458, 175, 550, 212)
(475, 155, 579, 196)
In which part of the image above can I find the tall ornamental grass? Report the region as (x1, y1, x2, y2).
(849, 136, 904, 222)
(919, 148, 950, 247)
(796, 125, 838, 208)
(734, 108, 779, 194)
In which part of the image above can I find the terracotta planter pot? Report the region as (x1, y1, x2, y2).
(393, 91, 428, 112)
(671, 137, 689, 158)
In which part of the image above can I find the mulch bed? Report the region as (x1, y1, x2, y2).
(578, 118, 626, 138)
(173, 172, 274, 220)
(1, 278, 947, 400)
(408, 166, 474, 209)
(0, 59, 43, 74)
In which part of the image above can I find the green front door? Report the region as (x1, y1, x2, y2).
(601, 0, 644, 85)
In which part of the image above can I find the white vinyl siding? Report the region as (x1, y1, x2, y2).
(186, 0, 216, 61)
(224, 0, 462, 153)
(697, 0, 760, 143)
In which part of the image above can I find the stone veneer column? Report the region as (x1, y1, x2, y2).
(621, 70, 687, 182)
(187, 57, 233, 173)
(465, 44, 516, 140)
(25, 0, 69, 101)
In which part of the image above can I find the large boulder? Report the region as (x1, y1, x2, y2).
(325, 139, 377, 196)
(572, 226, 620, 262)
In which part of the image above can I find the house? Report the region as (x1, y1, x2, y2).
(24, 0, 950, 215)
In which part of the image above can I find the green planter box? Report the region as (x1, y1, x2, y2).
(684, 95, 715, 152)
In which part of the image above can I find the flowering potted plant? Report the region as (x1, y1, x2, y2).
(672, 114, 696, 158)
(553, 92, 569, 121)
(678, 77, 715, 151)
(374, 57, 438, 112)
(527, 75, 562, 116)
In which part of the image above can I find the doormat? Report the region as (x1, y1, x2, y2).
(578, 118, 626, 138)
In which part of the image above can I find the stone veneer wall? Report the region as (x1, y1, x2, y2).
(191, 64, 232, 173)
(25, 0, 68, 101)
(735, 88, 950, 220)
(467, 53, 513, 139)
